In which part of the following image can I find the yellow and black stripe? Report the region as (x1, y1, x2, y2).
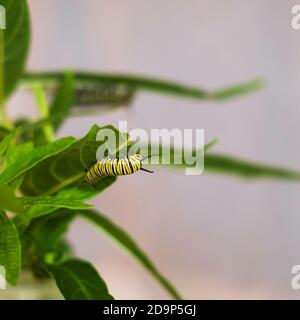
(85, 154, 153, 184)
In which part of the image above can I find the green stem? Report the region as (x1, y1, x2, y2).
(32, 82, 54, 142)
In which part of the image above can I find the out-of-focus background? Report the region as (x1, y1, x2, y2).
(10, 0, 300, 298)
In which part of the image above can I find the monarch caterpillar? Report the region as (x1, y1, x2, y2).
(85, 154, 153, 184)
(74, 83, 135, 106)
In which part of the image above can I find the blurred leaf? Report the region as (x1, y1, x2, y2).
(21, 124, 126, 196)
(3, 141, 33, 169)
(32, 83, 54, 145)
(0, 128, 19, 158)
(204, 153, 300, 180)
(13, 118, 35, 143)
(21, 209, 75, 275)
(20, 211, 75, 277)
(0, 183, 24, 214)
(0, 126, 9, 140)
(15, 176, 116, 233)
(0, 137, 75, 184)
(15, 116, 60, 146)
(49, 71, 75, 130)
(138, 142, 300, 181)
(8, 175, 24, 192)
(208, 78, 264, 100)
(204, 139, 219, 152)
(48, 258, 114, 300)
(14, 115, 68, 138)
(26, 209, 75, 259)
(22, 72, 263, 101)
(0, 212, 21, 285)
(80, 210, 182, 300)
(0, 0, 30, 97)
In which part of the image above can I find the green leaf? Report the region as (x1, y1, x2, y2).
(8, 175, 24, 191)
(0, 136, 76, 184)
(1, 0, 31, 97)
(15, 196, 92, 232)
(0, 128, 18, 158)
(2, 141, 33, 190)
(204, 153, 300, 180)
(21, 72, 263, 101)
(0, 212, 21, 285)
(204, 139, 219, 152)
(208, 78, 264, 100)
(16, 177, 116, 234)
(0, 126, 9, 139)
(48, 258, 114, 300)
(55, 176, 116, 201)
(80, 210, 182, 300)
(13, 115, 69, 140)
(21, 124, 125, 196)
(23, 210, 75, 264)
(35, 212, 75, 260)
(21, 196, 92, 210)
(49, 71, 75, 130)
(0, 183, 24, 213)
(20, 210, 75, 277)
(138, 142, 300, 181)
(3, 141, 33, 169)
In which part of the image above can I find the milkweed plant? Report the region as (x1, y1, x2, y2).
(0, 0, 299, 300)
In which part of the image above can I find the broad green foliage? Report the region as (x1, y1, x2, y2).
(16, 176, 116, 231)
(209, 79, 264, 100)
(0, 0, 30, 97)
(27, 211, 75, 260)
(49, 259, 114, 300)
(21, 211, 75, 272)
(0, 212, 21, 285)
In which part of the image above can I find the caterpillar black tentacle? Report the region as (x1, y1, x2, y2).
(140, 167, 154, 173)
(85, 154, 153, 184)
